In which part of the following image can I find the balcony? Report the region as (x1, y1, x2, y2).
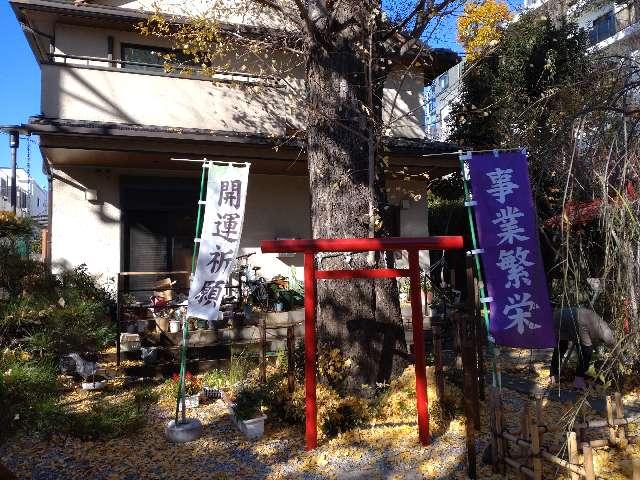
(590, 3, 640, 47)
(42, 53, 427, 139)
(42, 54, 293, 136)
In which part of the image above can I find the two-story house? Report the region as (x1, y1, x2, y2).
(10, 0, 460, 292)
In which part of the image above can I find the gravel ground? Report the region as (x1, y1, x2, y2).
(0, 393, 475, 480)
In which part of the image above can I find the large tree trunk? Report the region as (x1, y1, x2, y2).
(306, 11, 409, 388)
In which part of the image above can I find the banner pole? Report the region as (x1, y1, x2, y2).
(459, 152, 501, 390)
(176, 159, 209, 424)
(191, 161, 209, 274)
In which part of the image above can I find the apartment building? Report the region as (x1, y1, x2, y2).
(426, 0, 640, 142)
(0, 168, 48, 218)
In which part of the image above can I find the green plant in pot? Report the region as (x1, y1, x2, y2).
(233, 384, 264, 421)
(169, 372, 202, 398)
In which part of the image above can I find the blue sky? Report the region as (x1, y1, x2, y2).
(0, 0, 518, 191)
(0, 0, 45, 187)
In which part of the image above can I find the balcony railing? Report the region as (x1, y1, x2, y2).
(48, 53, 282, 87)
(590, 2, 639, 45)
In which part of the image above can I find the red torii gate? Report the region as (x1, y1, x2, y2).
(261, 236, 464, 450)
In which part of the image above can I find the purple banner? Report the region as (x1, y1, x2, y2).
(467, 150, 555, 349)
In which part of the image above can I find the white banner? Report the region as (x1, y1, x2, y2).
(187, 162, 250, 320)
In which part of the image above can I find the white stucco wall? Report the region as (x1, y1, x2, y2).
(49, 168, 312, 284)
(49, 167, 431, 285)
(43, 23, 427, 138)
(97, 0, 298, 30)
(50, 167, 121, 285)
(383, 70, 426, 138)
(387, 179, 431, 271)
(238, 174, 310, 281)
(42, 64, 289, 134)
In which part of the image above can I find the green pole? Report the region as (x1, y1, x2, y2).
(191, 162, 208, 274)
(176, 160, 208, 424)
(459, 152, 501, 389)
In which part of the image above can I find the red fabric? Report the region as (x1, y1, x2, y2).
(544, 182, 639, 229)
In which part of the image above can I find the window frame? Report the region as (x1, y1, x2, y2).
(591, 10, 616, 44)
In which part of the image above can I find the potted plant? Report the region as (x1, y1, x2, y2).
(171, 372, 202, 410)
(196, 318, 208, 330)
(224, 385, 267, 439)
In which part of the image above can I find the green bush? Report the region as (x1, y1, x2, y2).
(232, 384, 266, 421)
(0, 354, 60, 439)
(0, 264, 116, 358)
(62, 399, 146, 440)
(202, 351, 254, 388)
(133, 387, 160, 413)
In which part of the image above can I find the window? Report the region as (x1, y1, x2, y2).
(121, 43, 198, 72)
(122, 177, 199, 299)
(428, 92, 436, 115)
(19, 191, 27, 209)
(0, 178, 7, 199)
(438, 72, 449, 90)
(591, 10, 616, 44)
(121, 44, 171, 72)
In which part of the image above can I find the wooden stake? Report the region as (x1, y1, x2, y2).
(582, 443, 595, 480)
(520, 403, 531, 467)
(615, 392, 628, 448)
(535, 395, 543, 426)
(259, 315, 267, 383)
(496, 391, 505, 474)
(633, 456, 640, 480)
(461, 316, 478, 479)
(287, 325, 295, 393)
(531, 420, 542, 480)
(606, 395, 618, 446)
(489, 388, 500, 472)
(432, 322, 445, 402)
(474, 276, 485, 402)
(567, 431, 580, 480)
(464, 255, 481, 429)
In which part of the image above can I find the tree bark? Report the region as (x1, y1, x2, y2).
(306, 10, 408, 388)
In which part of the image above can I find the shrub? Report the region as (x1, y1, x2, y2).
(376, 366, 461, 436)
(293, 341, 352, 391)
(232, 384, 265, 421)
(0, 264, 116, 358)
(62, 400, 145, 440)
(0, 352, 60, 439)
(161, 372, 202, 400)
(133, 387, 160, 413)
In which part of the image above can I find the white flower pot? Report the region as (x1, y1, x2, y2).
(81, 380, 107, 391)
(165, 418, 202, 443)
(177, 394, 200, 411)
(220, 390, 266, 439)
(169, 320, 181, 333)
(238, 415, 267, 440)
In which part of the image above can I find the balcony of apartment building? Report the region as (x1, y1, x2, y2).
(589, 2, 640, 48)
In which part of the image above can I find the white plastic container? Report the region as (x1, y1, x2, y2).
(220, 391, 267, 440)
(120, 333, 141, 351)
(165, 418, 202, 443)
(238, 415, 267, 440)
(81, 380, 107, 391)
(177, 394, 200, 411)
(169, 320, 181, 333)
